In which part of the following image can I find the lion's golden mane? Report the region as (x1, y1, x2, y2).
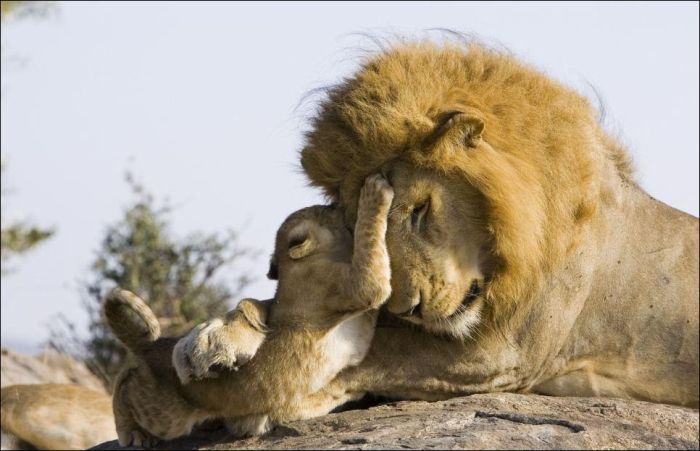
(300, 41, 634, 317)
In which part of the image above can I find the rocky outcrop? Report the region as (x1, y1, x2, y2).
(92, 393, 700, 450)
(2, 347, 696, 450)
(0, 347, 106, 392)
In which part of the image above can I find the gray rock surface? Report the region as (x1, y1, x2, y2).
(1, 347, 105, 392)
(92, 393, 700, 450)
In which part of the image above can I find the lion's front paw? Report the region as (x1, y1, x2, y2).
(224, 415, 272, 438)
(173, 319, 242, 384)
(360, 173, 394, 212)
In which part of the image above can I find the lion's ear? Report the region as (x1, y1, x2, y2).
(428, 109, 485, 150)
(462, 115, 484, 148)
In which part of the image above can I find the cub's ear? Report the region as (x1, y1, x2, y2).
(232, 298, 270, 333)
(288, 235, 316, 259)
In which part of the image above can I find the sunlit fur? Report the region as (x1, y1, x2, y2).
(1, 384, 116, 450)
(105, 175, 395, 446)
(300, 40, 698, 408)
(301, 41, 633, 335)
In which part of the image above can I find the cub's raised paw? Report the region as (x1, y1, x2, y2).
(360, 173, 394, 211)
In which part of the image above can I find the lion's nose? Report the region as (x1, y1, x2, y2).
(391, 291, 423, 319)
(401, 303, 422, 318)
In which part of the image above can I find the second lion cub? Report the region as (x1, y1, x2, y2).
(107, 174, 393, 446)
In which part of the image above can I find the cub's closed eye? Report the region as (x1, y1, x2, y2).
(411, 201, 429, 229)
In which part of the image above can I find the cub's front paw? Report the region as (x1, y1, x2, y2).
(117, 427, 159, 449)
(360, 173, 394, 211)
(173, 319, 238, 384)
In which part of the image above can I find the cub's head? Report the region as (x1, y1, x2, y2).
(266, 205, 353, 324)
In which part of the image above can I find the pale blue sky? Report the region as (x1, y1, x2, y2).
(1, 2, 698, 353)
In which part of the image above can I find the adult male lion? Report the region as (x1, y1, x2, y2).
(301, 41, 699, 408)
(189, 41, 699, 409)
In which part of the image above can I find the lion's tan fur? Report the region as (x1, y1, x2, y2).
(296, 41, 698, 407)
(1, 384, 116, 450)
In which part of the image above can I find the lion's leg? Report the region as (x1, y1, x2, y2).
(325, 326, 526, 402)
(224, 415, 272, 438)
(293, 388, 365, 420)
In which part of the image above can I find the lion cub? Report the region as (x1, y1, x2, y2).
(106, 174, 393, 447)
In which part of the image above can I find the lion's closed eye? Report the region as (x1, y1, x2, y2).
(411, 201, 430, 230)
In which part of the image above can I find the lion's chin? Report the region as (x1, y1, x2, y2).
(433, 301, 483, 339)
(424, 280, 485, 339)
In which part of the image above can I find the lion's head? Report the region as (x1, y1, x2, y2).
(301, 41, 632, 338)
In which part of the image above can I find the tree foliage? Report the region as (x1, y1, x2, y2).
(0, 1, 54, 22)
(0, 162, 55, 273)
(49, 173, 255, 384)
(1, 1, 57, 273)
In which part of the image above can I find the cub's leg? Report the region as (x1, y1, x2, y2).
(173, 298, 269, 384)
(113, 369, 160, 448)
(114, 363, 209, 445)
(222, 388, 362, 437)
(339, 173, 394, 310)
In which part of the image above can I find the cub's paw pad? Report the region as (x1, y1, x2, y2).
(360, 173, 394, 208)
(173, 319, 240, 384)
